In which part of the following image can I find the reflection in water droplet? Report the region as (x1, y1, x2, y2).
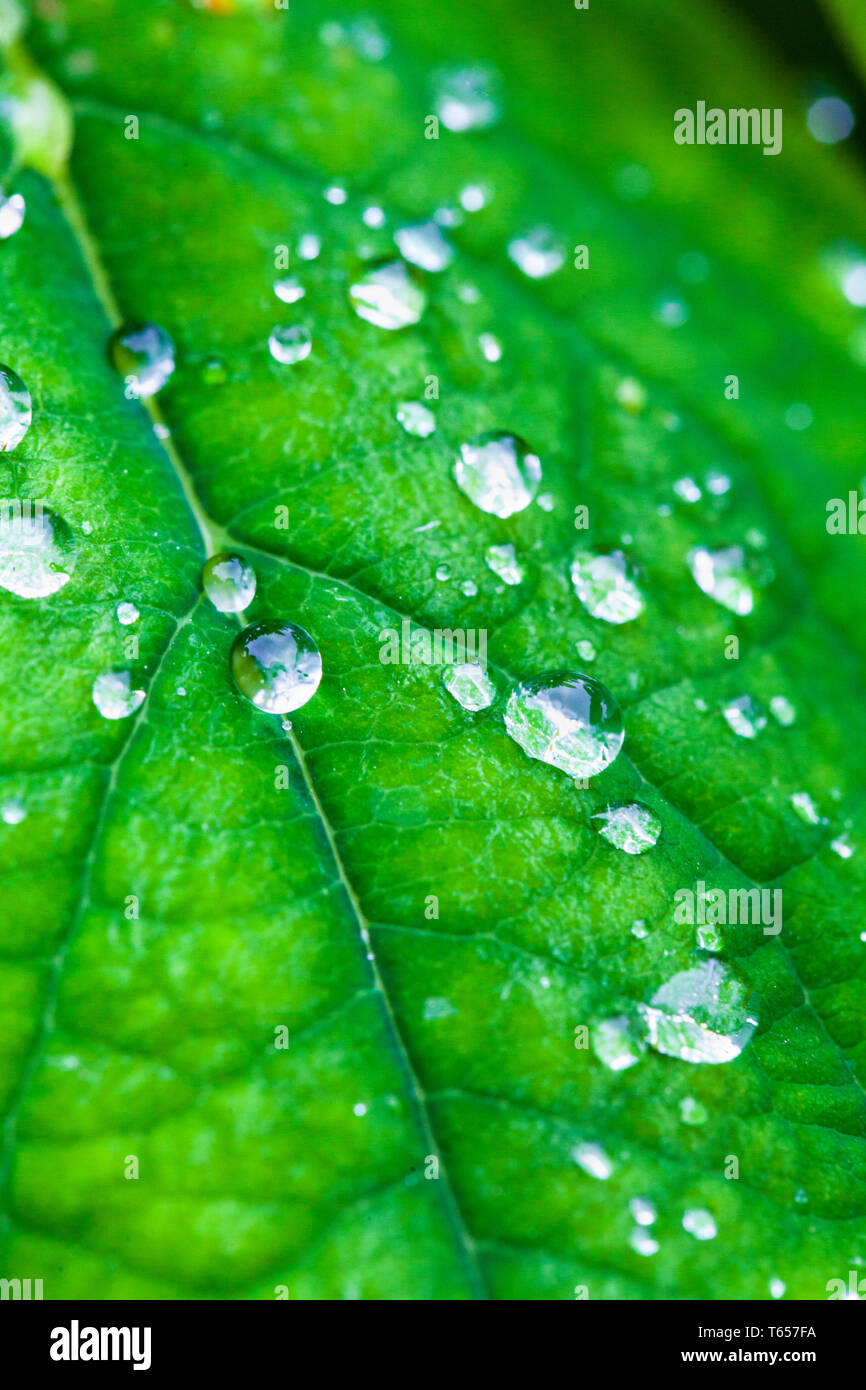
(638, 959, 758, 1065)
(0, 191, 25, 239)
(722, 694, 766, 739)
(484, 542, 523, 586)
(394, 220, 454, 272)
(507, 225, 565, 279)
(116, 601, 139, 626)
(92, 670, 145, 720)
(570, 548, 644, 624)
(593, 803, 661, 855)
(433, 64, 502, 132)
(273, 276, 305, 304)
(572, 1142, 613, 1180)
(591, 1016, 645, 1071)
(0, 365, 32, 451)
(688, 543, 772, 615)
(268, 324, 312, 364)
(0, 502, 76, 597)
(231, 621, 322, 714)
(109, 322, 175, 398)
(682, 1208, 717, 1241)
(349, 259, 426, 330)
(453, 431, 541, 518)
(1, 798, 26, 824)
(504, 671, 625, 779)
(396, 401, 435, 437)
(202, 552, 257, 613)
(443, 662, 496, 711)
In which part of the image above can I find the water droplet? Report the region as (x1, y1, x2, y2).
(353, 1102, 367, 1117)
(507, 225, 565, 279)
(435, 563, 451, 582)
(231, 621, 322, 714)
(679, 1096, 708, 1125)
(591, 1016, 645, 1071)
(807, 95, 854, 144)
(697, 922, 724, 953)
(722, 694, 766, 739)
(570, 548, 644, 624)
(791, 791, 822, 825)
(630, 1197, 657, 1226)
(831, 833, 856, 859)
(770, 695, 796, 726)
(576, 639, 596, 662)
(504, 671, 625, 779)
(484, 542, 523, 586)
(297, 233, 321, 260)
(0, 190, 25, 239)
(116, 601, 139, 626)
(460, 183, 491, 212)
(673, 476, 702, 503)
(631, 919, 649, 939)
(629, 1228, 659, 1257)
(394, 219, 454, 272)
(478, 331, 502, 362)
(92, 670, 145, 720)
(794, 1188, 808, 1204)
(324, 183, 348, 205)
(1, 797, 26, 824)
(432, 63, 502, 132)
(362, 205, 386, 229)
(348, 259, 426, 330)
(201, 356, 227, 385)
(654, 293, 689, 327)
(273, 276, 305, 304)
(615, 377, 647, 413)
(423, 996, 458, 1021)
(706, 470, 731, 496)
(688, 543, 772, 615)
(443, 662, 496, 711)
(0, 501, 76, 597)
(109, 322, 175, 398)
(571, 1142, 613, 1180)
(593, 803, 661, 855)
(202, 552, 256, 613)
(0, 365, 32, 451)
(396, 401, 435, 437)
(460, 578, 477, 597)
(638, 959, 758, 1065)
(536, 492, 554, 512)
(268, 324, 312, 364)
(785, 402, 813, 431)
(682, 1207, 717, 1241)
(770, 1278, 786, 1300)
(453, 430, 541, 518)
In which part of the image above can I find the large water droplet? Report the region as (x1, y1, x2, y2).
(394, 220, 454, 273)
(687, 544, 771, 615)
(593, 803, 661, 855)
(484, 542, 523, 586)
(231, 621, 322, 714)
(92, 670, 145, 720)
(109, 322, 175, 398)
(268, 324, 312, 364)
(504, 671, 625, 779)
(638, 959, 758, 1065)
(396, 401, 436, 437)
(0, 501, 75, 597)
(348, 259, 426, 330)
(202, 552, 256, 613)
(443, 662, 496, 711)
(0, 190, 25, 239)
(507, 225, 565, 279)
(0, 365, 32, 451)
(432, 64, 502, 132)
(570, 548, 645, 624)
(453, 431, 541, 518)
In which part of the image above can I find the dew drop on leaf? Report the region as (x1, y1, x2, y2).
(453, 430, 541, 517)
(273, 276, 305, 304)
(92, 670, 145, 720)
(630, 1228, 660, 1257)
(570, 548, 645, 624)
(630, 1197, 657, 1226)
(231, 621, 322, 714)
(108, 322, 176, 398)
(722, 694, 766, 739)
(679, 1096, 708, 1126)
(0, 502, 75, 597)
(116, 601, 140, 626)
(268, 324, 312, 364)
(0, 364, 32, 451)
(507, 225, 565, 279)
(593, 803, 661, 855)
(202, 551, 256, 613)
(503, 671, 625, 779)
(484, 542, 523, 586)
(432, 63, 502, 132)
(571, 1142, 614, 1180)
(682, 1207, 717, 1241)
(396, 401, 435, 437)
(687, 543, 772, 615)
(0, 190, 25, 239)
(591, 1016, 645, 1071)
(1, 797, 26, 825)
(638, 959, 758, 1065)
(393, 219, 454, 272)
(442, 662, 496, 711)
(348, 259, 426, 330)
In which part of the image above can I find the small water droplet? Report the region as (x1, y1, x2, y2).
(570, 548, 644, 625)
(831, 833, 856, 859)
(593, 803, 661, 855)
(435, 563, 451, 581)
(770, 1278, 786, 1300)
(785, 402, 813, 431)
(478, 331, 502, 362)
(268, 324, 312, 364)
(638, 959, 758, 1065)
(433, 63, 502, 132)
(682, 1207, 717, 1241)
(504, 671, 625, 779)
(615, 377, 647, 413)
(697, 922, 724, 953)
(394, 219, 454, 272)
(324, 184, 348, 205)
(673, 476, 702, 503)
(109, 322, 175, 398)
(0, 502, 76, 597)
(631, 919, 649, 939)
(460, 183, 491, 212)
(396, 401, 435, 437)
(423, 996, 458, 1021)
(353, 1102, 367, 1117)
(0, 190, 25, 239)
(273, 276, 305, 304)
(770, 694, 796, 726)
(629, 1228, 660, 1257)
(349, 259, 426, 330)
(202, 552, 256, 613)
(706, 470, 731, 496)
(576, 639, 596, 662)
(591, 1016, 645, 1071)
(722, 694, 766, 739)
(791, 790, 822, 825)
(1, 797, 26, 824)
(92, 670, 145, 720)
(679, 1096, 708, 1125)
(453, 430, 541, 518)
(484, 542, 523, 586)
(443, 662, 496, 711)
(571, 1142, 614, 1180)
(0, 365, 32, 451)
(794, 1187, 808, 1204)
(231, 621, 322, 714)
(507, 225, 565, 279)
(116, 601, 139, 626)
(362, 205, 386, 229)
(201, 356, 227, 385)
(807, 95, 854, 144)
(688, 543, 772, 615)
(630, 1197, 657, 1226)
(654, 293, 689, 327)
(297, 233, 321, 260)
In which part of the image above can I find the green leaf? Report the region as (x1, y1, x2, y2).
(1, 0, 865, 1299)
